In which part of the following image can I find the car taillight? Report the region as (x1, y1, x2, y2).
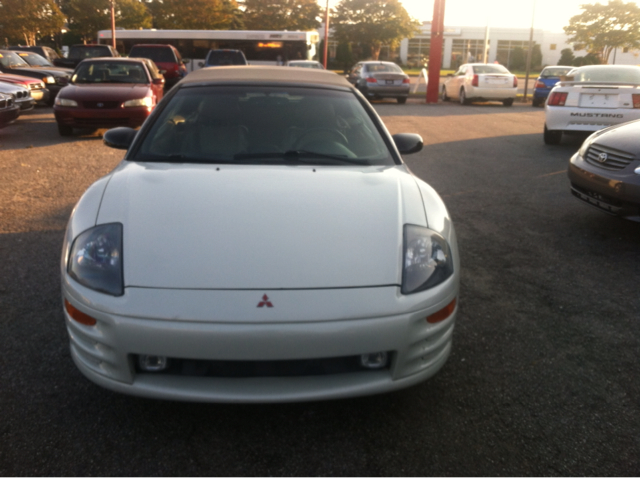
(513, 76, 518, 87)
(535, 81, 546, 89)
(366, 77, 377, 83)
(472, 75, 479, 87)
(548, 91, 568, 106)
(632, 94, 640, 109)
(403, 78, 410, 84)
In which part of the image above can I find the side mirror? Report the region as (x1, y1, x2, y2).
(183, 58, 191, 64)
(392, 133, 423, 155)
(198, 61, 204, 67)
(152, 77, 165, 85)
(103, 127, 137, 150)
(58, 77, 69, 86)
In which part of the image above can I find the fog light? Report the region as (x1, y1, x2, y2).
(138, 355, 169, 372)
(360, 352, 388, 369)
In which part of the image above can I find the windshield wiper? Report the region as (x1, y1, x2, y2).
(234, 150, 364, 165)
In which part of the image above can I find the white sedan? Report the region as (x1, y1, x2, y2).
(442, 63, 518, 106)
(61, 66, 459, 403)
(544, 65, 640, 145)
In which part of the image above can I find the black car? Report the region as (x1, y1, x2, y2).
(568, 119, 640, 222)
(9, 45, 61, 64)
(0, 49, 71, 105)
(53, 44, 119, 70)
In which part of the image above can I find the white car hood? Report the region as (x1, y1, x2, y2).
(97, 162, 426, 290)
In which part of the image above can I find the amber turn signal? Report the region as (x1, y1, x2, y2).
(64, 299, 97, 326)
(427, 298, 457, 324)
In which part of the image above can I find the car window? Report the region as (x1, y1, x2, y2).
(69, 46, 112, 59)
(17, 52, 52, 67)
(135, 86, 394, 166)
(205, 50, 247, 66)
(0, 51, 30, 68)
(569, 66, 640, 83)
(540, 67, 572, 78)
(365, 63, 402, 73)
(472, 65, 509, 74)
(72, 61, 148, 84)
(129, 47, 176, 63)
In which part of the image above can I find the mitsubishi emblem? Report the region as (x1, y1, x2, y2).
(257, 294, 273, 308)
(597, 152, 608, 163)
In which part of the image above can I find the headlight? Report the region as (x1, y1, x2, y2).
(68, 223, 123, 296)
(55, 97, 78, 107)
(402, 225, 454, 294)
(44, 76, 55, 84)
(124, 97, 153, 107)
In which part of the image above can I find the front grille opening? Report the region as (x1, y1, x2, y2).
(134, 353, 392, 378)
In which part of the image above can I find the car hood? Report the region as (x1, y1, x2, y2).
(0, 73, 42, 85)
(96, 162, 426, 290)
(590, 119, 640, 155)
(61, 83, 151, 101)
(10, 66, 69, 77)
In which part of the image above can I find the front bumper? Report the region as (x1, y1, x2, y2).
(54, 106, 151, 129)
(0, 105, 20, 128)
(17, 97, 35, 111)
(62, 276, 458, 403)
(568, 151, 640, 221)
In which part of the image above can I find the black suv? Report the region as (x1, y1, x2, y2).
(9, 45, 61, 64)
(203, 49, 248, 67)
(54, 44, 119, 69)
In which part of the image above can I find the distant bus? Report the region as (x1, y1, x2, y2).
(97, 29, 320, 71)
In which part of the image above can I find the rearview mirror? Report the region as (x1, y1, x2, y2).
(103, 127, 137, 150)
(392, 133, 423, 155)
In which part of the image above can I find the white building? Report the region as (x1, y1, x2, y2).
(397, 22, 640, 69)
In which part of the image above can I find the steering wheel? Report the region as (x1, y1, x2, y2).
(293, 128, 348, 150)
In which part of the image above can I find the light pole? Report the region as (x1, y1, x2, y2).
(323, 0, 330, 69)
(110, 0, 116, 50)
(523, 0, 536, 103)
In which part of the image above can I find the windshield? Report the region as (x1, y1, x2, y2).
(540, 67, 572, 78)
(134, 86, 395, 166)
(129, 47, 176, 63)
(69, 46, 111, 60)
(72, 62, 148, 84)
(365, 63, 402, 74)
(17, 52, 52, 67)
(0, 51, 29, 68)
(205, 51, 247, 66)
(472, 64, 509, 74)
(569, 66, 640, 83)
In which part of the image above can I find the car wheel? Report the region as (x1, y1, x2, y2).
(543, 124, 562, 145)
(460, 88, 470, 105)
(503, 98, 514, 107)
(532, 97, 540, 107)
(58, 123, 73, 136)
(397, 97, 407, 104)
(441, 86, 449, 101)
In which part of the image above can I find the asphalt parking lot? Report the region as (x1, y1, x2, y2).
(1, 101, 639, 475)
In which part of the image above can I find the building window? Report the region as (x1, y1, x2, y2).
(550, 44, 556, 50)
(450, 39, 489, 69)
(496, 40, 534, 69)
(407, 37, 431, 67)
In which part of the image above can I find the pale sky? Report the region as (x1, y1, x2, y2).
(323, 0, 640, 33)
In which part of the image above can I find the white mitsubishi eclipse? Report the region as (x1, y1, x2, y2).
(544, 64, 640, 144)
(61, 66, 459, 403)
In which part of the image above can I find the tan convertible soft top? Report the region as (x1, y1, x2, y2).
(181, 65, 352, 88)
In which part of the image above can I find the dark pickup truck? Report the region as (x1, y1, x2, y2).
(54, 44, 119, 69)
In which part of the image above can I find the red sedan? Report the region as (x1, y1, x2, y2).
(54, 57, 164, 136)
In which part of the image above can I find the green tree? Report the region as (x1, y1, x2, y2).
(0, 0, 64, 46)
(64, 0, 152, 43)
(148, 0, 242, 30)
(564, 0, 640, 64)
(531, 43, 542, 69)
(242, 0, 320, 31)
(335, 41, 353, 73)
(332, 0, 420, 60)
(509, 46, 526, 70)
(558, 48, 575, 65)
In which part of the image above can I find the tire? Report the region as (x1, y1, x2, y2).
(397, 97, 407, 104)
(503, 98, 514, 107)
(460, 88, 470, 105)
(58, 123, 73, 136)
(543, 124, 562, 145)
(532, 97, 540, 107)
(441, 86, 449, 101)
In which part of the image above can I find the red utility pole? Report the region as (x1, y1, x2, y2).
(110, 0, 116, 50)
(426, 0, 446, 103)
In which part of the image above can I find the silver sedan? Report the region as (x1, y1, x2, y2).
(346, 61, 411, 103)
